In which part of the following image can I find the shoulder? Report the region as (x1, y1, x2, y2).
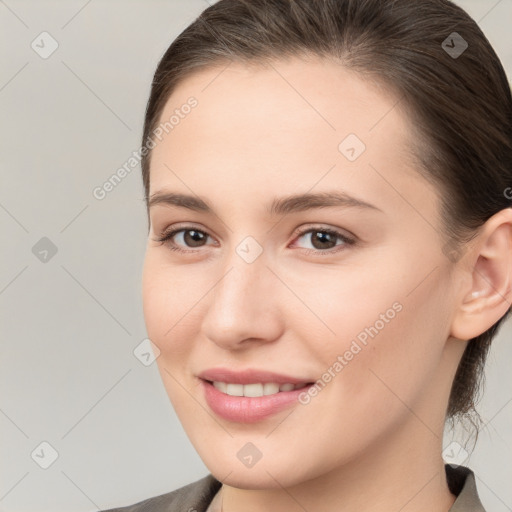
(99, 465, 486, 511)
(99, 473, 222, 512)
(446, 464, 487, 512)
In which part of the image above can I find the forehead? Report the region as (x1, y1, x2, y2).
(154, 56, 409, 146)
(148, 56, 431, 215)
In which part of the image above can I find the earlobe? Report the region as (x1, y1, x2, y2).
(450, 208, 512, 341)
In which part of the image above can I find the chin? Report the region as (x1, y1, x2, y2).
(200, 448, 320, 490)
(212, 466, 301, 490)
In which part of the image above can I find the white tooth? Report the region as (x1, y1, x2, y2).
(263, 383, 280, 395)
(213, 381, 301, 396)
(213, 381, 227, 393)
(226, 383, 244, 396)
(244, 383, 264, 397)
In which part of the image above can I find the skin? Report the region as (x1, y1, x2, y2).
(141, 56, 512, 512)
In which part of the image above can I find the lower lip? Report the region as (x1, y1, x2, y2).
(201, 380, 313, 423)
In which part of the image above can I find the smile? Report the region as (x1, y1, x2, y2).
(201, 379, 315, 423)
(211, 381, 310, 397)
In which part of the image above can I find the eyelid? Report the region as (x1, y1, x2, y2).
(152, 223, 215, 249)
(291, 225, 356, 253)
(292, 224, 355, 242)
(154, 223, 356, 254)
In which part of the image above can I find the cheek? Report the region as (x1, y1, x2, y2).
(141, 252, 203, 357)
(307, 251, 451, 415)
(141, 254, 206, 413)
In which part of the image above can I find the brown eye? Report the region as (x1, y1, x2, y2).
(181, 229, 208, 247)
(154, 227, 213, 253)
(308, 230, 338, 250)
(293, 227, 355, 255)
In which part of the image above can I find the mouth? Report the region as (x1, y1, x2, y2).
(206, 380, 312, 397)
(199, 378, 315, 423)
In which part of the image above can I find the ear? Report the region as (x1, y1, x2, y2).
(450, 207, 512, 341)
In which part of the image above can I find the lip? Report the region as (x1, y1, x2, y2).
(200, 380, 313, 423)
(197, 367, 315, 423)
(197, 367, 313, 385)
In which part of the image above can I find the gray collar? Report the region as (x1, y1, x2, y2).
(99, 464, 486, 511)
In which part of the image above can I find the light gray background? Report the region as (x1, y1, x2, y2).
(1, 1, 511, 511)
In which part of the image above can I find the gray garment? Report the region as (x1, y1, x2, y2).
(99, 464, 486, 511)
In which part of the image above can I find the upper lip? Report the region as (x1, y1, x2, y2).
(197, 368, 314, 385)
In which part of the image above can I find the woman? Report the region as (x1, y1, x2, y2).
(102, 0, 512, 510)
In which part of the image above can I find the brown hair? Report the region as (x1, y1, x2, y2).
(140, 0, 512, 425)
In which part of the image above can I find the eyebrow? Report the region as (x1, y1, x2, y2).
(147, 190, 382, 216)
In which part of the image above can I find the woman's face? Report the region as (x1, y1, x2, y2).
(142, 57, 464, 488)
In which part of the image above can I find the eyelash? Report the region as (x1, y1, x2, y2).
(153, 224, 356, 256)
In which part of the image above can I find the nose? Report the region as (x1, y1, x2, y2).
(200, 244, 284, 351)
